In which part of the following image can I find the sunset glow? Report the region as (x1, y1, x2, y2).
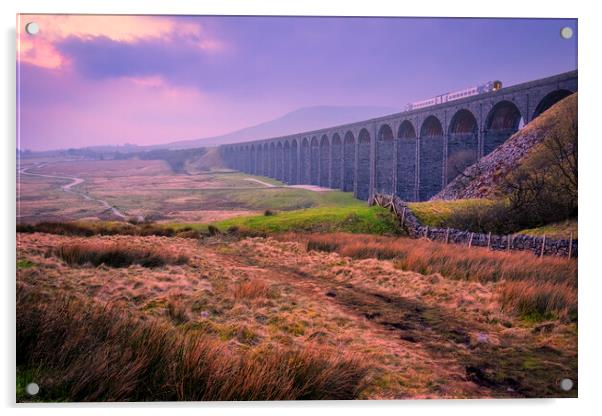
(17, 15, 577, 151)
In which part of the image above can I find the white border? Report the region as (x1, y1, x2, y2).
(2, 1, 601, 415)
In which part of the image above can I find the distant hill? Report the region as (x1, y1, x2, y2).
(434, 93, 577, 200)
(155, 105, 397, 149)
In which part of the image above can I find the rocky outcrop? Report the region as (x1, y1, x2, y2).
(434, 93, 577, 200)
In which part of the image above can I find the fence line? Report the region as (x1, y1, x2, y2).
(370, 194, 577, 258)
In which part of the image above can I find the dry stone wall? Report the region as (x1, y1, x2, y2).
(370, 194, 577, 258)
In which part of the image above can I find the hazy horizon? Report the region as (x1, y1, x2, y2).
(17, 15, 577, 151)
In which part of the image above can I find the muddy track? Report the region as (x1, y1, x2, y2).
(221, 242, 576, 398)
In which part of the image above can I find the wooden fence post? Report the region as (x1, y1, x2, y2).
(468, 232, 474, 248)
(401, 207, 406, 226)
(568, 232, 573, 259)
(540, 234, 546, 258)
(445, 227, 450, 244)
(507, 235, 512, 252)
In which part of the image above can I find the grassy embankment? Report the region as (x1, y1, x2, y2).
(408, 199, 577, 239)
(408, 199, 500, 227)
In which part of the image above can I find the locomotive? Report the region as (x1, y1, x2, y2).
(404, 80, 502, 111)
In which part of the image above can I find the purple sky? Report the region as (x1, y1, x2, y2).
(17, 15, 577, 151)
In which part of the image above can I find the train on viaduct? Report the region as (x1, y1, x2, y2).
(220, 70, 577, 202)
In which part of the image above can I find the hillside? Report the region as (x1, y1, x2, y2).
(156, 105, 396, 149)
(434, 93, 577, 200)
(184, 147, 226, 172)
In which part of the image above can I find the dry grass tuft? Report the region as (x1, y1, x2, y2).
(498, 280, 577, 321)
(16, 284, 370, 401)
(306, 233, 576, 285)
(233, 278, 275, 301)
(53, 241, 188, 268)
(166, 298, 190, 324)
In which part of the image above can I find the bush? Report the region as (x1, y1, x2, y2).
(206, 225, 221, 236)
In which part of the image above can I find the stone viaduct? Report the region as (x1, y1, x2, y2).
(220, 70, 577, 201)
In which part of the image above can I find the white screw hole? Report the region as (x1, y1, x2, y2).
(25, 382, 39, 396)
(560, 27, 573, 40)
(560, 378, 573, 391)
(25, 22, 39, 36)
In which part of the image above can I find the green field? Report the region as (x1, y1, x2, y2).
(211, 205, 400, 234)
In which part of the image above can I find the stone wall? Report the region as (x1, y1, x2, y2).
(370, 194, 577, 258)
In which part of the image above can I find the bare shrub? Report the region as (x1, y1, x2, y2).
(503, 95, 578, 227)
(207, 225, 221, 236)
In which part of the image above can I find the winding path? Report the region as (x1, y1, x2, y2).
(19, 163, 128, 220)
(243, 177, 332, 192)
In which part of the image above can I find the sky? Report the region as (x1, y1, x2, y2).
(17, 15, 577, 151)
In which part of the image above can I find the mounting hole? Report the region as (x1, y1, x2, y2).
(25, 22, 39, 36)
(560, 26, 573, 40)
(560, 378, 573, 391)
(25, 382, 39, 396)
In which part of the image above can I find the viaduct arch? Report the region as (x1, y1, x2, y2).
(221, 70, 577, 202)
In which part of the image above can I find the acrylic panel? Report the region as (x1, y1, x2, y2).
(16, 14, 578, 402)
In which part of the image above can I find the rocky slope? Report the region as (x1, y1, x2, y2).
(433, 93, 577, 200)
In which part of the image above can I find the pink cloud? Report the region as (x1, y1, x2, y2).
(17, 14, 226, 70)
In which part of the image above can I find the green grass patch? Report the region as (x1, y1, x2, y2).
(211, 205, 399, 234)
(17, 259, 35, 269)
(218, 188, 362, 211)
(408, 199, 499, 227)
(518, 219, 577, 240)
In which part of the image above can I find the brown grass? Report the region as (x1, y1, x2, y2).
(16, 284, 371, 401)
(233, 278, 273, 300)
(304, 232, 577, 320)
(498, 280, 577, 321)
(53, 241, 188, 268)
(17, 221, 267, 240)
(305, 233, 576, 285)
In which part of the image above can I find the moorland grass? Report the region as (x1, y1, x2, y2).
(16, 284, 371, 401)
(304, 232, 577, 321)
(54, 241, 189, 268)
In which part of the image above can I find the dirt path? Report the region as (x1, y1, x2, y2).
(243, 177, 333, 192)
(219, 238, 577, 398)
(19, 164, 129, 220)
(243, 178, 276, 187)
